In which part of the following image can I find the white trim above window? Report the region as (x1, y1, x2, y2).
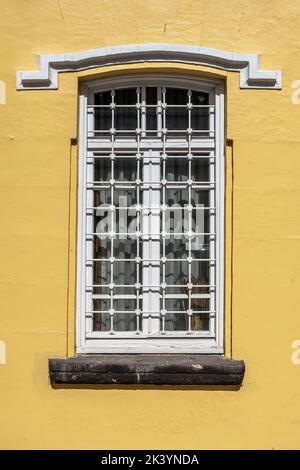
(76, 74, 224, 354)
(16, 43, 281, 90)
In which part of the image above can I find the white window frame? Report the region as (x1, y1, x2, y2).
(76, 74, 225, 353)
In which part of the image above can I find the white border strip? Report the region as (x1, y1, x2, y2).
(16, 43, 281, 90)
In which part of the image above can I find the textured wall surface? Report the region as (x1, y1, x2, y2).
(0, 0, 300, 449)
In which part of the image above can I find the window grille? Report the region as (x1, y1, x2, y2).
(77, 76, 224, 353)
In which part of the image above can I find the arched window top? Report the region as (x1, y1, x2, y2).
(86, 75, 219, 140)
(85, 74, 218, 94)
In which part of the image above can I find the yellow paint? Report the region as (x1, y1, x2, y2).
(0, 0, 300, 450)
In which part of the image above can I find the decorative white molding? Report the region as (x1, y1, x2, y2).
(16, 43, 281, 90)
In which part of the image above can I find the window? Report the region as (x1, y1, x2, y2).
(77, 75, 224, 353)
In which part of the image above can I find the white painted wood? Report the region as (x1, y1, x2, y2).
(76, 85, 88, 352)
(16, 43, 281, 90)
(215, 83, 225, 352)
(77, 341, 223, 354)
(142, 150, 161, 334)
(76, 74, 225, 353)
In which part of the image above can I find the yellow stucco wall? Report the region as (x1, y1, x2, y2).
(0, 0, 300, 449)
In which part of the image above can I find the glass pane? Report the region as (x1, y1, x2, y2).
(113, 238, 137, 259)
(191, 90, 209, 105)
(94, 189, 137, 206)
(161, 297, 187, 331)
(93, 309, 110, 331)
(115, 108, 137, 132)
(162, 157, 209, 182)
(94, 237, 138, 260)
(191, 206, 210, 235)
(114, 88, 137, 132)
(163, 312, 187, 331)
(191, 311, 209, 331)
(94, 261, 111, 286)
(93, 298, 110, 312)
(191, 233, 210, 258)
(164, 158, 189, 181)
(115, 88, 137, 105)
(94, 91, 111, 132)
(115, 189, 137, 206)
(92, 284, 110, 299)
(94, 199, 112, 235)
(94, 189, 110, 206)
(94, 237, 111, 259)
(164, 188, 189, 207)
(114, 158, 137, 181)
(191, 91, 209, 132)
(93, 158, 137, 183)
(191, 261, 209, 289)
(191, 159, 209, 181)
(166, 88, 188, 133)
(114, 299, 136, 311)
(113, 260, 136, 285)
(93, 191, 138, 236)
(113, 286, 136, 296)
(146, 87, 157, 132)
(163, 260, 188, 285)
(161, 213, 210, 253)
(162, 260, 210, 286)
(191, 189, 210, 206)
(166, 87, 187, 105)
(162, 208, 185, 235)
(94, 158, 111, 181)
(164, 188, 209, 207)
(113, 311, 136, 331)
(161, 293, 210, 331)
(164, 298, 186, 312)
(163, 235, 189, 259)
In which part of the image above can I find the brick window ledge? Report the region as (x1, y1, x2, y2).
(49, 355, 245, 386)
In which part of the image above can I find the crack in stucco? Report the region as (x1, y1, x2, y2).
(57, 0, 70, 46)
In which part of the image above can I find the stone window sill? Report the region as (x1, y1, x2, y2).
(49, 355, 245, 386)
